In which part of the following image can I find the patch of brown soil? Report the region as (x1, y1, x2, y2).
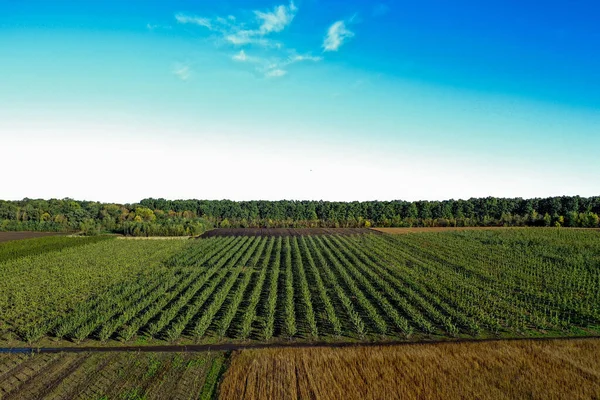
(199, 228, 379, 238)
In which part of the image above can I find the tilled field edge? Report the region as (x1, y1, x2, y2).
(2, 335, 599, 354)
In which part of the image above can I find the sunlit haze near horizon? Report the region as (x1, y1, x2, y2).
(1, 1, 599, 203)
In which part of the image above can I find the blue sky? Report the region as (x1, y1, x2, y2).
(1, 1, 599, 202)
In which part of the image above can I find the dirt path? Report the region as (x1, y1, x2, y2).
(2, 335, 598, 354)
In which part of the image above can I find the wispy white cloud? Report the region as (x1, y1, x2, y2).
(175, 13, 213, 29)
(232, 50, 248, 62)
(232, 49, 264, 63)
(225, 32, 276, 47)
(287, 53, 323, 63)
(147, 23, 172, 31)
(225, 2, 296, 46)
(255, 1, 297, 35)
(175, 2, 323, 78)
(266, 69, 287, 78)
(172, 63, 191, 81)
(323, 20, 355, 52)
(231, 48, 322, 77)
(175, 1, 296, 48)
(258, 51, 321, 77)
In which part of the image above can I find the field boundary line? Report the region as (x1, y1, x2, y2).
(1, 335, 599, 354)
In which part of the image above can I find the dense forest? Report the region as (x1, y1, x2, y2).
(0, 196, 599, 236)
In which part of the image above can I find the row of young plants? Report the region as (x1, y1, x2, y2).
(304, 236, 366, 337)
(341, 235, 480, 334)
(263, 237, 283, 340)
(282, 237, 297, 338)
(371, 236, 516, 333)
(38, 237, 246, 342)
(298, 236, 342, 336)
(327, 235, 435, 333)
(164, 236, 235, 268)
(334, 235, 459, 335)
(239, 237, 275, 339)
(386, 233, 555, 328)
(409, 230, 600, 325)
(0, 235, 112, 264)
(7, 239, 188, 343)
(141, 237, 255, 340)
(311, 235, 390, 335)
(291, 237, 318, 337)
(192, 237, 262, 339)
(216, 237, 268, 337)
(368, 231, 600, 334)
(15, 229, 599, 344)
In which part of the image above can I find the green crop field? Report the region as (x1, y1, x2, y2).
(0, 237, 188, 343)
(1, 229, 598, 346)
(0, 351, 225, 399)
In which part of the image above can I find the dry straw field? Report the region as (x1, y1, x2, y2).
(219, 339, 600, 400)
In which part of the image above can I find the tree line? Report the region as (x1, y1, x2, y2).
(0, 196, 598, 236)
(0, 199, 210, 236)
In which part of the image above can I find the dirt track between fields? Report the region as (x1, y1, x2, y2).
(2, 335, 598, 354)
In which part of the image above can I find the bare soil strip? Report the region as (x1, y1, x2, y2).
(2, 335, 598, 354)
(199, 228, 378, 238)
(0, 232, 65, 243)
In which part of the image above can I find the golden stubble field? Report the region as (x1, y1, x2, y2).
(219, 339, 600, 400)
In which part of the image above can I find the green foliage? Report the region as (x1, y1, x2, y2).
(283, 237, 297, 338)
(313, 236, 389, 335)
(2, 229, 599, 344)
(45, 352, 224, 400)
(1, 196, 599, 235)
(299, 236, 342, 336)
(264, 237, 282, 340)
(240, 237, 274, 339)
(192, 238, 259, 339)
(0, 238, 187, 342)
(292, 237, 318, 337)
(0, 235, 112, 263)
(305, 236, 366, 337)
(0, 198, 212, 236)
(199, 354, 226, 400)
(216, 238, 265, 338)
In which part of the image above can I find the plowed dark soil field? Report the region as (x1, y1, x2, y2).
(0, 232, 64, 243)
(199, 228, 378, 238)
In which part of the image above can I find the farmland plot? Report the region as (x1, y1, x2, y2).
(1, 229, 599, 345)
(0, 235, 110, 264)
(0, 351, 224, 399)
(0, 232, 65, 244)
(200, 227, 377, 237)
(220, 339, 600, 400)
(0, 238, 187, 343)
